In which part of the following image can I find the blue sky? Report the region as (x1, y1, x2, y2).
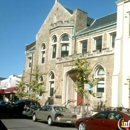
(0, 0, 117, 78)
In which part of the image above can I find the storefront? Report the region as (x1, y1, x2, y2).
(3, 87, 18, 102)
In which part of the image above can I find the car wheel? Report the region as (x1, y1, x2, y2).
(78, 122, 86, 130)
(32, 114, 37, 122)
(47, 116, 53, 126)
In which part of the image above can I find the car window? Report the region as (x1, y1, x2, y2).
(93, 112, 108, 119)
(15, 100, 26, 104)
(41, 106, 48, 111)
(26, 101, 31, 106)
(29, 101, 41, 108)
(107, 112, 122, 120)
(47, 106, 52, 111)
(37, 102, 41, 108)
(54, 106, 70, 112)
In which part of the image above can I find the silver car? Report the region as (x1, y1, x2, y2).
(32, 105, 77, 126)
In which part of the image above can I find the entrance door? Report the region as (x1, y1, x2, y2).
(77, 94, 83, 106)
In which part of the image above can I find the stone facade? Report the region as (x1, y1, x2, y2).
(23, 0, 130, 109)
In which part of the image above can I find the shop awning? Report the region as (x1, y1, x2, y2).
(4, 87, 18, 94)
(0, 89, 4, 94)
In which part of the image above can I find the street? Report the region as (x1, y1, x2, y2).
(1, 115, 76, 130)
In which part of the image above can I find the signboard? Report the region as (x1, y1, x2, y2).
(84, 84, 92, 90)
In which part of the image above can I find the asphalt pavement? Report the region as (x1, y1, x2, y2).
(0, 114, 76, 130)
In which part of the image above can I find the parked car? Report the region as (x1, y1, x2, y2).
(32, 105, 77, 126)
(9, 99, 41, 117)
(0, 101, 12, 114)
(75, 110, 130, 130)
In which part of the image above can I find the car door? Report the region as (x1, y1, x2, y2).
(85, 111, 109, 130)
(37, 105, 52, 121)
(13, 101, 25, 114)
(36, 106, 47, 120)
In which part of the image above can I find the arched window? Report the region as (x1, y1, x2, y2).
(52, 35, 57, 59)
(41, 43, 46, 63)
(49, 72, 55, 97)
(40, 76, 43, 82)
(62, 34, 69, 41)
(96, 67, 105, 93)
(94, 66, 105, 94)
(60, 34, 70, 57)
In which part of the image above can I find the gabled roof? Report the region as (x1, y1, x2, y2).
(87, 17, 95, 26)
(64, 7, 73, 14)
(63, 6, 94, 27)
(76, 12, 117, 36)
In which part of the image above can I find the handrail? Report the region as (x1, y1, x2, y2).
(62, 99, 76, 106)
(74, 101, 83, 114)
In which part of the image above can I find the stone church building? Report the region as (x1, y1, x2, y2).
(23, 0, 130, 109)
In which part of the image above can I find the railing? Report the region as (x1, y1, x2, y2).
(74, 102, 83, 114)
(62, 99, 76, 107)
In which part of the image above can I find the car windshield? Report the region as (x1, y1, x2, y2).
(54, 106, 70, 112)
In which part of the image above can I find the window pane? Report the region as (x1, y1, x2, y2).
(52, 44, 56, 58)
(28, 57, 32, 67)
(51, 73, 54, 79)
(98, 68, 104, 75)
(96, 38, 102, 52)
(62, 35, 69, 41)
(29, 63, 32, 68)
(61, 44, 69, 57)
(67, 45, 69, 50)
(97, 88, 104, 92)
(82, 42, 87, 54)
(61, 51, 69, 57)
(50, 81, 54, 96)
(42, 52, 45, 57)
(97, 83, 104, 88)
(53, 36, 57, 42)
(42, 57, 44, 63)
(41, 52, 45, 63)
(42, 44, 45, 49)
(112, 35, 116, 48)
(62, 45, 66, 51)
